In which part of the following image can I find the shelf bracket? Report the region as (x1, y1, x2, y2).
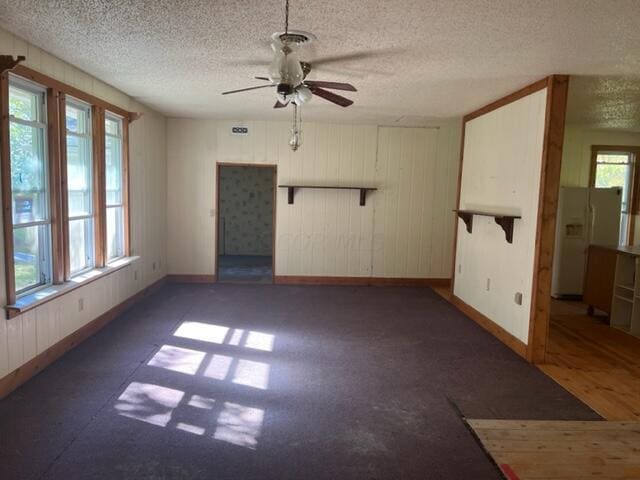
(494, 216, 515, 244)
(457, 211, 474, 233)
(359, 188, 367, 206)
(287, 187, 295, 204)
(0, 55, 25, 75)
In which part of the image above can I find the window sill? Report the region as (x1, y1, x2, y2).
(5, 256, 140, 319)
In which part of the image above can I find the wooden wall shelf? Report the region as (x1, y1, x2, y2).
(279, 185, 377, 206)
(454, 209, 521, 243)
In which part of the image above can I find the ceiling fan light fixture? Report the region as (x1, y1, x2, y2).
(294, 86, 312, 104)
(268, 41, 304, 87)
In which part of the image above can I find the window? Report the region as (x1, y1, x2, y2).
(2, 66, 134, 307)
(105, 114, 125, 262)
(592, 149, 636, 244)
(8, 79, 52, 294)
(65, 99, 94, 275)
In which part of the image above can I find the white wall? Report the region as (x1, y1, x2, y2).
(0, 28, 167, 379)
(167, 120, 461, 278)
(453, 89, 548, 343)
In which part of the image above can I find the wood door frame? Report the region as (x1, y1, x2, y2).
(449, 75, 570, 364)
(215, 162, 277, 283)
(588, 145, 640, 246)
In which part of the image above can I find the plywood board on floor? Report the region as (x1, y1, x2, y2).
(468, 419, 640, 479)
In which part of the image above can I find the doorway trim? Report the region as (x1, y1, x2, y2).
(215, 162, 278, 284)
(588, 145, 640, 246)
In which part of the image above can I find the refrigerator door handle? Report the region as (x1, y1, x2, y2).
(585, 203, 595, 250)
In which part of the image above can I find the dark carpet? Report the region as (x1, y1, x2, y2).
(218, 255, 273, 284)
(0, 284, 599, 480)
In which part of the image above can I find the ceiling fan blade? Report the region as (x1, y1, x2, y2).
(304, 80, 357, 92)
(222, 84, 275, 95)
(274, 100, 287, 109)
(255, 76, 271, 82)
(309, 86, 353, 107)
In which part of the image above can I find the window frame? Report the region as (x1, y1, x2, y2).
(64, 96, 95, 277)
(104, 112, 128, 263)
(0, 64, 136, 308)
(7, 77, 53, 295)
(589, 145, 640, 246)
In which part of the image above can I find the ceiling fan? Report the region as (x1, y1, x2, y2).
(221, 1, 358, 109)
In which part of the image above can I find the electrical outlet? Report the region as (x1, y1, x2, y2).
(134, 270, 138, 281)
(514, 292, 523, 305)
(486, 278, 491, 291)
(78, 298, 84, 312)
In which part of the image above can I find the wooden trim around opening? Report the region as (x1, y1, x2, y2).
(527, 75, 570, 364)
(463, 78, 549, 123)
(274, 276, 451, 287)
(92, 106, 106, 268)
(122, 116, 131, 256)
(0, 72, 15, 305)
(57, 92, 69, 281)
(450, 75, 569, 364)
(46, 89, 64, 284)
(0, 276, 166, 400)
(12, 65, 138, 122)
(167, 274, 217, 283)
(452, 295, 527, 357)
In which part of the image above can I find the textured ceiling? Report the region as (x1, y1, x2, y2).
(1, 0, 640, 127)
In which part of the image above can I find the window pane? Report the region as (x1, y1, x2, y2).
(67, 134, 92, 217)
(65, 104, 88, 134)
(13, 224, 51, 292)
(105, 117, 120, 136)
(595, 163, 630, 210)
(69, 218, 94, 274)
(105, 134, 122, 205)
(10, 122, 48, 223)
(596, 153, 630, 164)
(106, 206, 124, 261)
(9, 85, 39, 122)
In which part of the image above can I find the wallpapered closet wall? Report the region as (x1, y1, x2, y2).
(218, 166, 274, 256)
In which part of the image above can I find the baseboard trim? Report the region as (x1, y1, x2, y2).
(167, 274, 217, 283)
(0, 277, 167, 400)
(450, 294, 527, 359)
(274, 275, 451, 287)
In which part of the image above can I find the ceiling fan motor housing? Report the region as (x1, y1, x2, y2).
(277, 83, 294, 96)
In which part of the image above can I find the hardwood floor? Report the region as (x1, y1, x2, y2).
(468, 419, 640, 480)
(540, 300, 640, 421)
(437, 289, 640, 421)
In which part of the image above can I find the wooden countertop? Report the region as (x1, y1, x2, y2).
(590, 244, 640, 257)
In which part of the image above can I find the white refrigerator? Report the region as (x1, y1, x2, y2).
(551, 186, 622, 297)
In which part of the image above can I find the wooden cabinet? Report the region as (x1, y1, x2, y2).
(584, 245, 617, 316)
(586, 245, 640, 336)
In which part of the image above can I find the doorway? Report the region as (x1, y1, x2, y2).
(216, 164, 276, 284)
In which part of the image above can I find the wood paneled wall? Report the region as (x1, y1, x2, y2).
(0, 27, 167, 379)
(166, 120, 461, 279)
(453, 88, 548, 344)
